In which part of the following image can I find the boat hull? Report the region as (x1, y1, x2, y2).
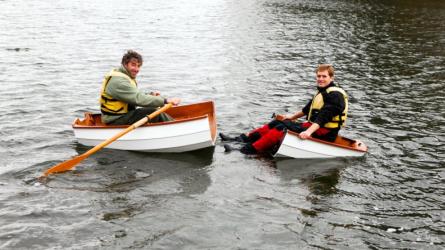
(73, 101, 217, 153)
(274, 131, 367, 159)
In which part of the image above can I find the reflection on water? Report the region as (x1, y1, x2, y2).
(40, 145, 215, 195)
(275, 158, 345, 195)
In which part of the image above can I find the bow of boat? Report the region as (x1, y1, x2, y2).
(274, 131, 367, 159)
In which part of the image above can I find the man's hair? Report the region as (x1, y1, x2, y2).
(121, 50, 143, 65)
(316, 64, 334, 77)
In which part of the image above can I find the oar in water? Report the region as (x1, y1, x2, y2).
(42, 103, 173, 177)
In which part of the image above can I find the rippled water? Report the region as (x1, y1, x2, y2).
(1, 0, 444, 249)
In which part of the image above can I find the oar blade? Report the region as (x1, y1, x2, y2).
(43, 154, 87, 176)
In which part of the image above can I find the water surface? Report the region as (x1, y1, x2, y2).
(0, 0, 444, 249)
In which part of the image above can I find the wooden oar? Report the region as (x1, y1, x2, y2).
(42, 103, 173, 177)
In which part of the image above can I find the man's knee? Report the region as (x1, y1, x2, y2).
(274, 124, 286, 131)
(287, 122, 306, 133)
(157, 113, 173, 122)
(267, 119, 282, 129)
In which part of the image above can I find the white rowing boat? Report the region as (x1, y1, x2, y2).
(274, 131, 367, 159)
(72, 101, 217, 153)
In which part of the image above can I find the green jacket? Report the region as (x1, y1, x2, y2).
(100, 66, 165, 124)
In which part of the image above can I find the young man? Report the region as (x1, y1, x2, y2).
(221, 64, 348, 154)
(100, 50, 181, 125)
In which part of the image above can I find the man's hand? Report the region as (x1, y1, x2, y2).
(299, 131, 312, 140)
(275, 114, 285, 121)
(299, 123, 320, 140)
(166, 97, 181, 106)
(275, 114, 293, 121)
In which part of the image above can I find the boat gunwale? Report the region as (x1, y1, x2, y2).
(72, 114, 210, 129)
(285, 130, 367, 153)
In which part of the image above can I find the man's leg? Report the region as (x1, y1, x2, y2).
(108, 107, 173, 125)
(240, 123, 287, 154)
(281, 120, 306, 133)
(312, 128, 338, 142)
(246, 120, 283, 143)
(239, 120, 307, 154)
(220, 119, 284, 143)
(292, 121, 339, 142)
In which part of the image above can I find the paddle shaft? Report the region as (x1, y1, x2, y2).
(43, 103, 173, 176)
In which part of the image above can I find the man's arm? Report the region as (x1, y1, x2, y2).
(106, 77, 165, 107)
(276, 111, 302, 121)
(299, 123, 320, 139)
(277, 100, 311, 121)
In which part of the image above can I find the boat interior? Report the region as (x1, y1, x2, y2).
(287, 130, 367, 152)
(73, 101, 217, 141)
(333, 136, 367, 152)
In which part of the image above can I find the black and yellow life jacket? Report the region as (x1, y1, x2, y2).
(99, 69, 137, 115)
(307, 86, 348, 129)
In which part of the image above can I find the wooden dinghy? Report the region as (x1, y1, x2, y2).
(274, 131, 367, 159)
(73, 101, 217, 153)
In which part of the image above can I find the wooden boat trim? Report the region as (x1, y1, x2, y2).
(73, 115, 209, 129)
(286, 130, 367, 153)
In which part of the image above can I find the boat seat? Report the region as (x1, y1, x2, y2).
(334, 136, 356, 147)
